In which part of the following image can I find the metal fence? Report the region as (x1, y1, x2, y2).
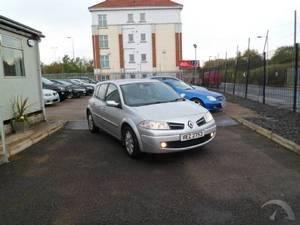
(197, 44, 300, 112)
(43, 73, 95, 80)
(43, 71, 182, 81)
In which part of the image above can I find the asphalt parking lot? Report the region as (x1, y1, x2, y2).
(0, 98, 299, 225)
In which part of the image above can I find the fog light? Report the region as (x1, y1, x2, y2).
(160, 142, 167, 148)
(210, 132, 215, 137)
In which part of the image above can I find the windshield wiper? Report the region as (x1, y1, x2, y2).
(144, 101, 167, 106)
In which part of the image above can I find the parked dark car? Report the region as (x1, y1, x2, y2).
(51, 80, 86, 98)
(42, 78, 69, 101)
(66, 79, 95, 95)
(72, 77, 98, 84)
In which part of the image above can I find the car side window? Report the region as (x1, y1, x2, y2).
(105, 84, 121, 103)
(96, 84, 108, 100)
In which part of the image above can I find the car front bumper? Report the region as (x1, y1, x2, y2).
(44, 96, 60, 105)
(139, 120, 216, 153)
(205, 100, 226, 111)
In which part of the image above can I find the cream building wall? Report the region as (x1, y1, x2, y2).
(155, 24, 177, 72)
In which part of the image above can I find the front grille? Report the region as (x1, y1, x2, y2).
(166, 134, 212, 149)
(168, 122, 185, 130)
(196, 117, 206, 127)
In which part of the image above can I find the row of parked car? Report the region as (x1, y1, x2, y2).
(42, 77, 97, 106)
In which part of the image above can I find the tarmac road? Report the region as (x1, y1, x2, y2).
(0, 110, 299, 225)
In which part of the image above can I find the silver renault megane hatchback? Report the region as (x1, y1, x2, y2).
(86, 79, 216, 158)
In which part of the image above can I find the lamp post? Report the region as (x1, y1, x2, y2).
(245, 37, 251, 98)
(257, 30, 269, 104)
(66, 36, 75, 59)
(193, 44, 198, 84)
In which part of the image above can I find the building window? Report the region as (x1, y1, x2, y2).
(140, 33, 146, 42)
(98, 14, 107, 27)
(100, 55, 110, 68)
(141, 54, 147, 63)
(142, 74, 147, 78)
(128, 34, 134, 43)
(127, 14, 134, 23)
(129, 54, 135, 63)
(130, 74, 135, 79)
(1, 35, 25, 77)
(99, 35, 108, 49)
(140, 13, 146, 22)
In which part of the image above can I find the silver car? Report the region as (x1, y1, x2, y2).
(86, 79, 216, 158)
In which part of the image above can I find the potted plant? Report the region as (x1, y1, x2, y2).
(11, 96, 31, 133)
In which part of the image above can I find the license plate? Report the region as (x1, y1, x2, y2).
(180, 132, 204, 141)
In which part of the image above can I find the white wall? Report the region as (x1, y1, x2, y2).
(92, 8, 182, 26)
(0, 30, 43, 121)
(123, 25, 153, 73)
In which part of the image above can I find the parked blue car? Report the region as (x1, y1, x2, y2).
(151, 76, 225, 111)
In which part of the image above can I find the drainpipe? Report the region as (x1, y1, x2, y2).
(36, 40, 47, 121)
(0, 105, 9, 163)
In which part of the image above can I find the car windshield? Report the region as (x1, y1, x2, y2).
(56, 80, 72, 85)
(80, 79, 89, 84)
(42, 78, 54, 85)
(166, 79, 193, 90)
(66, 80, 78, 85)
(120, 82, 180, 107)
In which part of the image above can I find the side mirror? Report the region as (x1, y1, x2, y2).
(106, 100, 121, 108)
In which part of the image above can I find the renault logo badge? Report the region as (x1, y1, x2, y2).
(188, 121, 194, 129)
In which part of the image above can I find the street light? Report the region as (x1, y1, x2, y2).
(66, 36, 75, 59)
(257, 30, 269, 104)
(193, 44, 197, 61)
(193, 44, 198, 84)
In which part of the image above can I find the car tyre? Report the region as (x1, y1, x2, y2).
(87, 111, 99, 133)
(192, 98, 204, 106)
(122, 126, 141, 158)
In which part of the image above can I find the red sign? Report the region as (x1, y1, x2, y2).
(179, 60, 200, 69)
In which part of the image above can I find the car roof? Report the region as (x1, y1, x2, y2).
(98, 79, 160, 86)
(151, 76, 179, 80)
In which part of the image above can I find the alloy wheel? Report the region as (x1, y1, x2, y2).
(125, 131, 134, 155)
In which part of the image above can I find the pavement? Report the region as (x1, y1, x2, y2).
(0, 121, 65, 165)
(0, 97, 300, 225)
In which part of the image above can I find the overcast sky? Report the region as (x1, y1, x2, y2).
(1, 0, 300, 65)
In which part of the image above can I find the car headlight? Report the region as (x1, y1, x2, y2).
(207, 96, 217, 101)
(60, 87, 65, 91)
(139, 121, 170, 130)
(204, 111, 214, 122)
(44, 93, 52, 97)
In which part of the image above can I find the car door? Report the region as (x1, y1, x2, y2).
(92, 83, 108, 129)
(101, 84, 123, 139)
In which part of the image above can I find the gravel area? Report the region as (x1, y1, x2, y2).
(225, 94, 300, 145)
